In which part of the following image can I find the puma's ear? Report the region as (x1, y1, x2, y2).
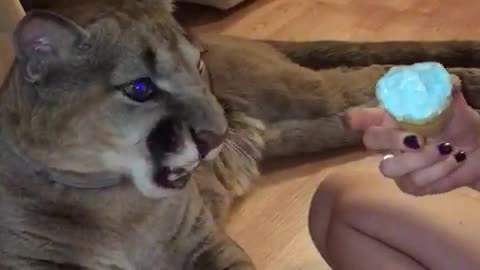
(13, 10, 90, 83)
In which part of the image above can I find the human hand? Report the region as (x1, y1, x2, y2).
(346, 87, 480, 195)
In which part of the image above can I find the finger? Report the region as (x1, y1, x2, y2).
(450, 74, 462, 93)
(344, 107, 386, 131)
(421, 151, 472, 194)
(407, 151, 466, 188)
(392, 176, 421, 195)
(380, 142, 454, 178)
(432, 86, 480, 149)
(439, 75, 461, 108)
(363, 127, 424, 152)
(379, 112, 399, 129)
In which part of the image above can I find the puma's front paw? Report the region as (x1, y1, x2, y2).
(192, 254, 255, 270)
(189, 236, 256, 270)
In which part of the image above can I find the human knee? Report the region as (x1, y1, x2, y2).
(308, 171, 353, 258)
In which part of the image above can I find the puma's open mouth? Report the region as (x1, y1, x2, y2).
(146, 116, 226, 190)
(153, 167, 191, 189)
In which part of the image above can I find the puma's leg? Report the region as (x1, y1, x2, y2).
(260, 65, 386, 158)
(263, 115, 362, 158)
(187, 234, 255, 270)
(266, 40, 480, 69)
(202, 35, 480, 158)
(263, 67, 480, 158)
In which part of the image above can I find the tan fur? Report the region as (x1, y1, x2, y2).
(3, 1, 480, 269)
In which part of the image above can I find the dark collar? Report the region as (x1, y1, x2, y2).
(0, 135, 124, 190)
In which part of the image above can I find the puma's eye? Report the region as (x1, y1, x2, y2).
(116, 78, 156, 103)
(197, 58, 205, 74)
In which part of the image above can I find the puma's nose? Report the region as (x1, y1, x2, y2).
(192, 130, 225, 159)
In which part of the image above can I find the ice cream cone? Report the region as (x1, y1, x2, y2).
(393, 74, 459, 136)
(377, 61, 460, 137)
(394, 98, 452, 136)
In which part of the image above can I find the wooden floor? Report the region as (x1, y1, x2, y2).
(178, 0, 480, 41)
(178, 0, 480, 269)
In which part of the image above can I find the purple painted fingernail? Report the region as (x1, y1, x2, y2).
(454, 151, 467, 162)
(403, 135, 420, 149)
(438, 142, 453, 155)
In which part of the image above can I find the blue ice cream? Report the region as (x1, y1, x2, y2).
(376, 62, 451, 122)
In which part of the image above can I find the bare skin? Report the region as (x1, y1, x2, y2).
(309, 156, 480, 270)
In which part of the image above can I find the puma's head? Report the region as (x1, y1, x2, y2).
(1, 1, 227, 198)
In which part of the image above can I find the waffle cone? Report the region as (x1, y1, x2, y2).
(395, 98, 453, 137)
(391, 74, 459, 137)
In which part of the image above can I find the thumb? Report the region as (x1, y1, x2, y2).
(344, 107, 388, 131)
